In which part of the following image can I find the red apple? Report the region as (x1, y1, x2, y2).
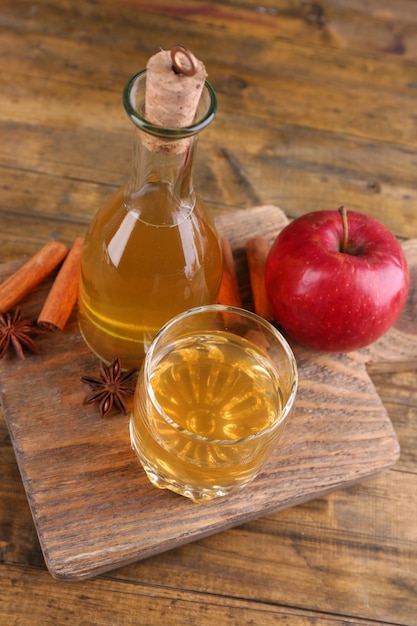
(264, 207, 410, 352)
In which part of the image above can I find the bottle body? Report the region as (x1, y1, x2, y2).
(78, 184, 222, 369)
(79, 69, 222, 369)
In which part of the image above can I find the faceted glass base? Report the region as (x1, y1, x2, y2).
(130, 422, 247, 503)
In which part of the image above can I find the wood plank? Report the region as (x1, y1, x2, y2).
(3, 361, 416, 564)
(109, 470, 417, 623)
(4, 0, 416, 65)
(2, 435, 416, 623)
(2, 41, 416, 146)
(0, 563, 390, 626)
(1, 1, 417, 239)
(370, 375, 417, 472)
(2, 96, 417, 234)
(2, 336, 417, 616)
(2, 121, 417, 244)
(2, 0, 416, 145)
(0, 205, 402, 581)
(0, 210, 86, 264)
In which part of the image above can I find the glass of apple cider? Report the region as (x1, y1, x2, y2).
(130, 305, 298, 502)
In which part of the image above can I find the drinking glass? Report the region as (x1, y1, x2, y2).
(130, 305, 298, 502)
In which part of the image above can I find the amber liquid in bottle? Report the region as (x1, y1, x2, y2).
(78, 182, 222, 369)
(78, 68, 222, 369)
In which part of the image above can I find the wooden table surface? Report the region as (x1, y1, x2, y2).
(1, 1, 417, 624)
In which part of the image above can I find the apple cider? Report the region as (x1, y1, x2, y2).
(78, 64, 223, 369)
(130, 307, 298, 502)
(78, 183, 222, 369)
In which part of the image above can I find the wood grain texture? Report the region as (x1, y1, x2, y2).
(1, 0, 417, 243)
(1, 0, 417, 623)
(0, 205, 406, 581)
(2, 562, 393, 626)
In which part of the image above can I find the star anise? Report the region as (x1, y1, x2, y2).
(0, 307, 40, 360)
(81, 357, 137, 418)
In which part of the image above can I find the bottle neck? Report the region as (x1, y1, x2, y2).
(122, 69, 216, 223)
(125, 128, 198, 217)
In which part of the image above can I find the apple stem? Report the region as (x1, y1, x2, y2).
(338, 206, 348, 253)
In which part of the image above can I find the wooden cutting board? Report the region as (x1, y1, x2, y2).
(1, 205, 416, 581)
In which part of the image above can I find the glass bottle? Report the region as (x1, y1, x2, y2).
(78, 69, 223, 369)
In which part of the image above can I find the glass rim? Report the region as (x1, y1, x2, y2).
(122, 69, 218, 139)
(143, 304, 298, 445)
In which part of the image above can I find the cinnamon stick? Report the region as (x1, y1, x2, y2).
(0, 241, 68, 313)
(38, 237, 84, 331)
(246, 237, 275, 322)
(218, 239, 243, 308)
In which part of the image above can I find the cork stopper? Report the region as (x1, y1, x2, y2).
(145, 46, 207, 128)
